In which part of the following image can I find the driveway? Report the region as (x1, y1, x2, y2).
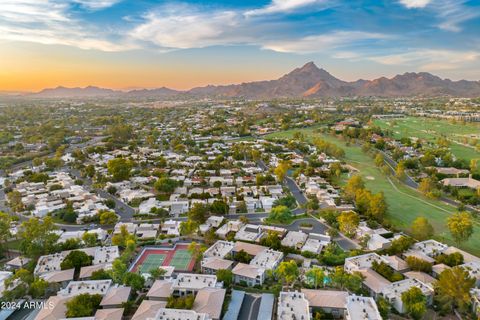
(238, 293, 261, 320)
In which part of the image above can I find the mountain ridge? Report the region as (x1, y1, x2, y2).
(27, 62, 480, 98)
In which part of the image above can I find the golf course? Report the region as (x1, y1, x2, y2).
(265, 127, 480, 255)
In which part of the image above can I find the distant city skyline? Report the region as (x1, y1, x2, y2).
(0, 0, 479, 91)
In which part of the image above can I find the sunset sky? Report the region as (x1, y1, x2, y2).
(1, 0, 479, 92)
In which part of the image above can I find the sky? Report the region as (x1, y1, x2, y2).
(0, 0, 479, 91)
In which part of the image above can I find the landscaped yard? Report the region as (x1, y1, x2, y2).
(265, 128, 480, 255)
(373, 116, 480, 162)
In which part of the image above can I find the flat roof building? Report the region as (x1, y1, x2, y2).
(277, 291, 310, 320)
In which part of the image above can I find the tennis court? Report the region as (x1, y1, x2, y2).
(138, 253, 166, 274)
(170, 249, 194, 270)
(130, 244, 196, 273)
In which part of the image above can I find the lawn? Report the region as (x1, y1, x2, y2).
(373, 116, 480, 162)
(265, 128, 480, 255)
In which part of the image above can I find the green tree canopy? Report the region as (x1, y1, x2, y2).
(65, 293, 102, 317)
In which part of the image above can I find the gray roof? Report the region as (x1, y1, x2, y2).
(223, 290, 245, 320)
(256, 293, 274, 320)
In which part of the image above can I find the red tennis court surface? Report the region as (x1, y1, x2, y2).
(130, 244, 195, 273)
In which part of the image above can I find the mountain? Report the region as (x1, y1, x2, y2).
(27, 62, 480, 98)
(32, 86, 119, 98)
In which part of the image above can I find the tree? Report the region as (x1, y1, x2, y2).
(435, 266, 476, 313)
(418, 177, 440, 199)
(82, 232, 98, 247)
(274, 160, 290, 182)
(275, 260, 299, 286)
(367, 192, 387, 222)
(111, 259, 128, 284)
(104, 198, 116, 209)
(267, 205, 293, 224)
(7, 190, 24, 212)
(234, 250, 251, 263)
(405, 256, 432, 273)
(188, 242, 206, 263)
(401, 287, 427, 320)
(149, 268, 167, 280)
(19, 217, 59, 258)
(411, 217, 434, 241)
(179, 220, 198, 236)
(344, 175, 365, 200)
(386, 236, 415, 255)
(217, 269, 234, 287)
(376, 297, 391, 320)
(123, 272, 145, 291)
(109, 124, 133, 145)
(91, 269, 112, 280)
(210, 200, 228, 215)
(435, 252, 464, 267)
(154, 178, 178, 194)
(447, 212, 474, 245)
(85, 164, 95, 178)
(260, 231, 281, 250)
(111, 225, 136, 248)
(65, 293, 102, 317)
(166, 294, 195, 309)
(374, 153, 384, 167)
(0, 212, 12, 254)
(395, 161, 406, 180)
(29, 278, 49, 298)
(305, 267, 325, 289)
(99, 210, 118, 225)
(330, 267, 363, 293)
(187, 203, 208, 224)
(61, 250, 93, 271)
(337, 211, 360, 238)
(107, 158, 134, 182)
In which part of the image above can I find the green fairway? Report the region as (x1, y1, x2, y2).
(373, 116, 480, 162)
(265, 128, 480, 255)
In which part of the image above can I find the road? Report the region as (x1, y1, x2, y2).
(257, 160, 306, 215)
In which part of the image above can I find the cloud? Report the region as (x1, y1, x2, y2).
(435, 0, 479, 32)
(245, 0, 330, 16)
(71, 0, 122, 10)
(369, 49, 479, 70)
(130, 7, 244, 49)
(262, 31, 389, 54)
(399, 0, 432, 9)
(399, 0, 478, 32)
(0, 0, 132, 51)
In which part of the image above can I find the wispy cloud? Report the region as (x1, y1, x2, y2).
(435, 0, 479, 32)
(399, 0, 431, 9)
(0, 0, 132, 51)
(71, 0, 122, 10)
(130, 6, 243, 49)
(245, 0, 330, 16)
(399, 0, 478, 32)
(262, 31, 389, 54)
(369, 49, 479, 70)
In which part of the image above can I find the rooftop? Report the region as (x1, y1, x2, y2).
(277, 291, 310, 320)
(173, 273, 217, 291)
(250, 249, 283, 269)
(346, 295, 382, 320)
(203, 240, 234, 259)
